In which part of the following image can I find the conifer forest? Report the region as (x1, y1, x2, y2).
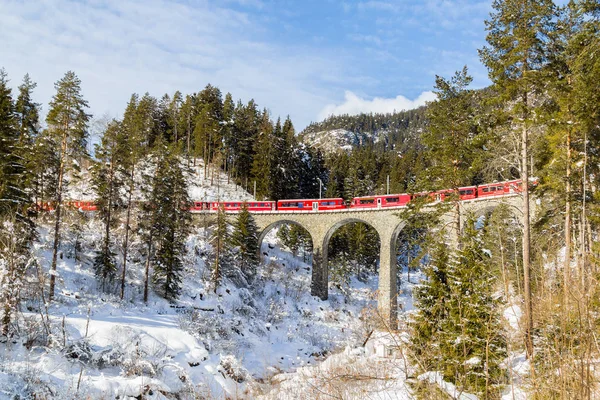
(1, 0, 600, 398)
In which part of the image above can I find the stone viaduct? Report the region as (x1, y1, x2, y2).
(193, 194, 526, 328)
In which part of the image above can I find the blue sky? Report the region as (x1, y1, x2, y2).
(1, 0, 496, 130)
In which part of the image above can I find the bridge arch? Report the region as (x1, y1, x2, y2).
(257, 220, 313, 256)
(461, 202, 523, 234)
(322, 217, 380, 256)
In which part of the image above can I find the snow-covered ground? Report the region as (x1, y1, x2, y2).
(0, 163, 389, 399)
(0, 162, 535, 399)
(65, 159, 254, 203)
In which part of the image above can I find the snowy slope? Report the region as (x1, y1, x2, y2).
(0, 161, 386, 399)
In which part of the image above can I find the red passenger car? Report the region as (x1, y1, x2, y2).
(209, 201, 275, 212)
(477, 180, 522, 198)
(458, 186, 477, 200)
(277, 198, 345, 212)
(350, 194, 411, 209)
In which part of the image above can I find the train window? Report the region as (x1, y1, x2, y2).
(386, 197, 399, 203)
(459, 189, 474, 195)
(359, 199, 375, 204)
(497, 186, 504, 191)
(482, 188, 489, 193)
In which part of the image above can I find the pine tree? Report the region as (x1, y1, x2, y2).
(169, 90, 183, 145)
(147, 146, 191, 301)
(0, 69, 34, 336)
(92, 120, 125, 290)
(45, 71, 91, 300)
(440, 217, 506, 397)
(420, 67, 482, 240)
(479, 0, 555, 358)
(194, 85, 223, 176)
(15, 74, 40, 146)
(231, 100, 259, 187)
(230, 202, 260, 282)
(210, 203, 230, 292)
(137, 93, 157, 148)
(15, 74, 42, 209)
(222, 93, 235, 180)
(0, 69, 22, 212)
(251, 109, 273, 200)
(410, 240, 451, 371)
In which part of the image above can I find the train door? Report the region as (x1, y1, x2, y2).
(377, 198, 382, 208)
(312, 201, 319, 211)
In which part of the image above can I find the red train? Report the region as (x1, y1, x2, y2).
(34, 200, 97, 212)
(35, 179, 526, 214)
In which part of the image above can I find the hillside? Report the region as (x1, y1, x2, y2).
(298, 107, 428, 154)
(0, 162, 402, 399)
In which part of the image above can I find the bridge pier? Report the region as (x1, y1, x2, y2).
(378, 238, 398, 329)
(311, 246, 328, 300)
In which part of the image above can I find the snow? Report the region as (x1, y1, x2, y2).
(0, 160, 386, 398)
(504, 304, 522, 333)
(418, 371, 478, 400)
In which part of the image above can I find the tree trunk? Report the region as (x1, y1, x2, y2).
(455, 201, 461, 250)
(121, 166, 135, 300)
(521, 92, 534, 360)
(564, 127, 572, 301)
(144, 237, 152, 303)
(49, 130, 68, 301)
(103, 158, 115, 291)
(186, 112, 191, 166)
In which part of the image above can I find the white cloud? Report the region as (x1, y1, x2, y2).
(318, 90, 436, 120)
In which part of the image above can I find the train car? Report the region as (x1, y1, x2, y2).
(64, 201, 97, 211)
(35, 201, 55, 211)
(277, 198, 345, 212)
(209, 201, 275, 212)
(78, 201, 97, 211)
(477, 179, 522, 198)
(432, 189, 456, 202)
(350, 194, 411, 209)
(190, 201, 209, 212)
(456, 186, 477, 201)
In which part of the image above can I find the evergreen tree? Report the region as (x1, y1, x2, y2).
(45, 71, 91, 300)
(0, 69, 22, 213)
(230, 202, 260, 282)
(251, 109, 273, 200)
(92, 120, 125, 290)
(169, 90, 183, 145)
(14, 74, 43, 208)
(15, 74, 40, 146)
(194, 85, 223, 175)
(231, 100, 259, 187)
(420, 67, 482, 239)
(147, 146, 191, 301)
(137, 93, 157, 148)
(180, 94, 195, 161)
(118, 93, 149, 299)
(0, 69, 34, 336)
(210, 203, 230, 291)
(410, 240, 451, 371)
(440, 218, 506, 397)
(479, 0, 555, 358)
(222, 92, 235, 180)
